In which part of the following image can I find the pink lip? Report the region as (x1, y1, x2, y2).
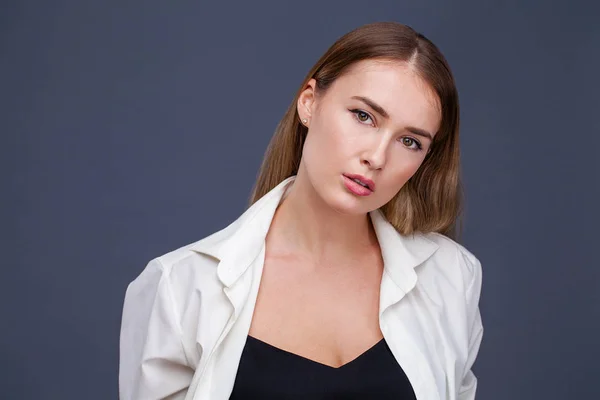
(342, 174, 375, 197)
(343, 173, 375, 192)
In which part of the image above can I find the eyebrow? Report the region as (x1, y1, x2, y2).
(351, 95, 434, 140)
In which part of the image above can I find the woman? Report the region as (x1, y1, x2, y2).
(119, 22, 483, 400)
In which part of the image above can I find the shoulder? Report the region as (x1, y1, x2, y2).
(426, 232, 482, 273)
(150, 233, 228, 291)
(127, 219, 239, 306)
(419, 232, 483, 300)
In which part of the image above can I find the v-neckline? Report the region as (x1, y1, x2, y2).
(245, 335, 386, 370)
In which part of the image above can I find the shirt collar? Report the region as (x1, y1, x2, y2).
(190, 175, 439, 290)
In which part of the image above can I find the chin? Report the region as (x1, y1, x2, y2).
(322, 186, 374, 216)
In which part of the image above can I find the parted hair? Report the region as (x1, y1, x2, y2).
(250, 21, 463, 240)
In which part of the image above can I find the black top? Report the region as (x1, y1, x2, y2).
(229, 335, 417, 399)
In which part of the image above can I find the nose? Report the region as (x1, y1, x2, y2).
(361, 136, 389, 170)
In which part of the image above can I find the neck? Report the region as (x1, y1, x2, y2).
(268, 171, 379, 264)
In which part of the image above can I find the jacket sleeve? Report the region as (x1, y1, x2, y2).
(119, 259, 194, 400)
(457, 250, 484, 400)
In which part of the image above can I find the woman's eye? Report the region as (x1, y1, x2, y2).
(350, 109, 374, 125)
(400, 137, 423, 151)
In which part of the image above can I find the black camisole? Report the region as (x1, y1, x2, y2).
(229, 335, 417, 399)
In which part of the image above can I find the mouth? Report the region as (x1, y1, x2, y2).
(342, 173, 375, 192)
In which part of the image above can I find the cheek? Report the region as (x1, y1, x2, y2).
(305, 111, 352, 159)
(383, 157, 425, 190)
(301, 127, 339, 176)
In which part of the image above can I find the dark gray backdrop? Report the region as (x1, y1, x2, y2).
(2, 1, 599, 399)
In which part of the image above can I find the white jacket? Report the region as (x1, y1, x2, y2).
(119, 175, 483, 400)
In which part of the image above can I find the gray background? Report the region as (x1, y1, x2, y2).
(2, 0, 598, 399)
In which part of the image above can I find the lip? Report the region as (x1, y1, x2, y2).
(343, 173, 376, 192)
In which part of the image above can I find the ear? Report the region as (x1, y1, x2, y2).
(297, 78, 317, 124)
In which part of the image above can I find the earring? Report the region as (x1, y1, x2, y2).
(302, 118, 308, 125)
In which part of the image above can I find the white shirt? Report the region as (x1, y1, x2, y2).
(119, 175, 483, 400)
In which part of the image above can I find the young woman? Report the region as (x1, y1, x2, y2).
(119, 22, 484, 400)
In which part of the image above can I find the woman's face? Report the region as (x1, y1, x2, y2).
(297, 59, 442, 215)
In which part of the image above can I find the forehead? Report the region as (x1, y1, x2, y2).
(326, 59, 441, 133)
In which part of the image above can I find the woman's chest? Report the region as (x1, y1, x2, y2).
(247, 253, 386, 368)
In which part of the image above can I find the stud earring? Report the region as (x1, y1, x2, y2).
(302, 118, 308, 125)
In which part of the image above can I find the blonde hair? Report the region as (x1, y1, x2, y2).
(250, 22, 463, 240)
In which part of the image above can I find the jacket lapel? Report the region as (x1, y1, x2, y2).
(189, 176, 296, 316)
(369, 208, 439, 313)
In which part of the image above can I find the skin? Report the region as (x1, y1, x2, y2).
(248, 59, 442, 368)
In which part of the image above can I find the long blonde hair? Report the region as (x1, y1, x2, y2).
(250, 22, 463, 240)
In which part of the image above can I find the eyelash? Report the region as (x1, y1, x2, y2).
(348, 109, 423, 152)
